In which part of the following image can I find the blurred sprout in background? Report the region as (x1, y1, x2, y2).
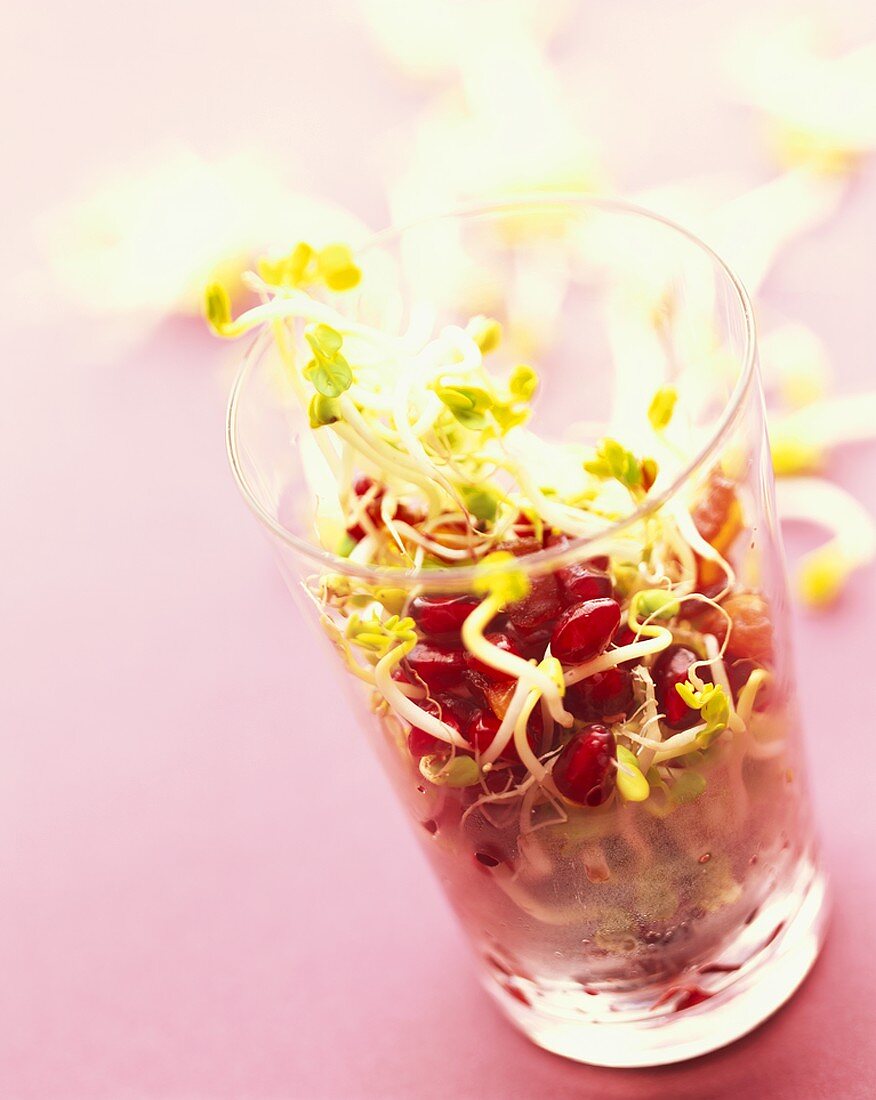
(38, 1, 876, 605)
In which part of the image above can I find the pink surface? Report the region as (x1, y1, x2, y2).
(3, 2, 876, 1096)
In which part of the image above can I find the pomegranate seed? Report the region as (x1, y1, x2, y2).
(724, 593, 774, 663)
(406, 695, 469, 757)
(346, 477, 383, 541)
(406, 641, 466, 690)
(466, 705, 541, 761)
(465, 631, 523, 683)
(544, 531, 570, 549)
(496, 535, 543, 558)
(507, 574, 562, 638)
(558, 562, 613, 604)
(652, 646, 708, 730)
(727, 658, 773, 711)
(692, 472, 738, 544)
(409, 594, 480, 637)
(552, 724, 617, 806)
(566, 667, 634, 721)
(550, 598, 621, 664)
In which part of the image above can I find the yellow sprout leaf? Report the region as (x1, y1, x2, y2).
(770, 432, 825, 477)
(647, 386, 678, 432)
(616, 746, 650, 802)
(204, 282, 235, 336)
(473, 552, 531, 607)
(798, 543, 850, 608)
(470, 315, 503, 354)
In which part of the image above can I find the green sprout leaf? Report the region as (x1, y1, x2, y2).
(648, 386, 678, 432)
(473, 551, 531, 607)
(204, 282, 235, 336)
(304, 324, 353, 398)
(460, 484, 501, 524)
(336, 532, 357, 557)
(633, 588, 680, 622)
(308, 393, 340, 428)
(585, 438, 642, 489)
(675, 681, 731, 744)
(432, 380, 493, 429)
(419, 753, 481, 788)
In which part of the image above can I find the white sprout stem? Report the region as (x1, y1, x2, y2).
(513, 691, 548, 782)
(331, 419, 445, 513)
(776, 477, 876, 564)
(632, 666, 662, 773)
(479, 678, 530, 766)
(373, 644, 469, 749)
(651, 723, 709, 765)
(774, 392, 876, 451)
(391, 521, 490, 561)
(673, 502, 736, 592)
(736, 668, 769, 728)
(462, 598, 573, 726)
(564, 629, 673, 686)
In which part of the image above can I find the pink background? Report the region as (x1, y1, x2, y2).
(3, 2, 876, 1096)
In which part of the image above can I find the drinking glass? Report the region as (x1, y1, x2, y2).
(226, 197, 828, 1067)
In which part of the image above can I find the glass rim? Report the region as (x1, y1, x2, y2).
(226, 193, 758, 586)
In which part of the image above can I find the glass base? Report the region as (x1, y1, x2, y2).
(484, 860, 829, 1067)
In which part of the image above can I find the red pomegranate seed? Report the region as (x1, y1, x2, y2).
(407, 695, 469, 757)
(652, 646, 708, 730)
(723, 593, 774, 663)
(693, 472, 738, 544)
(465, 705, 541, 762)
(544, 531, 570, 549)
(406, 641, 466, 690)
(566, 666, 634, 721)
(409, 594, 480, 636)
(465, 631, 523, 683)
(550, 598, 621, 664)
(558, 562, 613, 604)
(495, 535, 543, 558)
(507, 574, 563, 638)
(727, 658, 773, 711)
(346, 476, 383, 541)
(552, 724, 617, 806)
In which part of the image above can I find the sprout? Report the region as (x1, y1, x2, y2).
(584, 438, 657, 497)
(632, 588, 680, 622)
(468, 315, 503, 354)
(676, 681, 731, 744)
(472, 551, 531, 607)
(304, 324, 354, 398)
(419, 754, 481, 788)
(346, 613, 416, 658)
(647, 386, 678, 432)
(308, 393, 341, 428)
(616, 746, 650, 802)
(204, 282, 243, 337)
(258, 241, 361, 291)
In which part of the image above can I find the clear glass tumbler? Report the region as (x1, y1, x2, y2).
(226, 197, 828, 1067)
